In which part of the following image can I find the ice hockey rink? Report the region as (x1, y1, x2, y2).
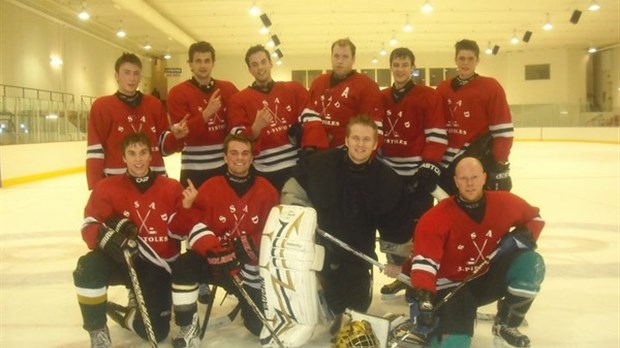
(1, 140, 618, 348)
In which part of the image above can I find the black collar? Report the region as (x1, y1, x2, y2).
(455, 193, 486, 223)
(127, 169, 155, 193)
(330, 70, 356, 87)
(251, 80, 274, 94)
(189, 77, 216, 94)
(450, 73, 479, 91)
(115, 91, 143, 108)
(392, 80, 415, 103)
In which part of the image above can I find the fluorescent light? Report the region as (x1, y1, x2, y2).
(249, 4, 261, 16)
(421, 0, 433, 13)
(50, 56, 63, 66)
(588, 1, 601, 11)
(543, 13, 553, 31)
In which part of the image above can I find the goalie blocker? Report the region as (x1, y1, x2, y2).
(259, 205, 326, 347)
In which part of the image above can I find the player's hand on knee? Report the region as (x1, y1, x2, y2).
(486, 161, 512, 191)
(405, 287, 436, 343)
(411, 162, 441, 194)
(206, 249, 241, 281)
(233, 233, 258, 264)
(494, 225, 537, 262)
(97, 225, 138, 264)
(105, 216, 139, 239)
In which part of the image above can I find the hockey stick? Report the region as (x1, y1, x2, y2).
(433, 249, 499, 312)
(206, 302, 242, 329)
(123, 248, 158, 348)
(431, 185, 449, 201)
(316, 228, 413, 288)
(230, 274, 286, 348)
(199, 285, 217, 339)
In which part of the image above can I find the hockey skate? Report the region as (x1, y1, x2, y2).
(493, 322, 531, 347)
(381, 279, 407, 299)
(89, 325, 111, 348)
(172, 313, 201, 348)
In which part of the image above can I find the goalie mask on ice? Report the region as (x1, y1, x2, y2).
(333, 320, 381, 348)
(259, 205, 326, 347)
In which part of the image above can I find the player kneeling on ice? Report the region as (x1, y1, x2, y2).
(73, 132, 197, 348)
(170, 134, 279, 348)
(281, 114, 416, 338)
(400, 157, 544, 348)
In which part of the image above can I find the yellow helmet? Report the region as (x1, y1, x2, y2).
(333, 320, 380, 348)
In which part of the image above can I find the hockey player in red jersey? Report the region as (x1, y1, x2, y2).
(378, 47, 448, 298)
(406, 157, 545, 348)
(86, 53, 188, 190)
(167, 41, 240, 188)
(73, 132, 198, 347)
(309, 38, 385, 148)
(227, 45, 328, 191)
(170, 134, 279, 347)
(436, 39, 514, 195)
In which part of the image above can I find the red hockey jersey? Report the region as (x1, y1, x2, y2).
(86, 94, 180, 189)
(167, 79, 239, 171)
(378, 83, 448, 176)
(82, 174, 197, 269)
(410, 191, 544, 293)
(187, 176, 279, 265)
(227, 81, 327, 172)
(436, 76, 513, 166)
(309, 72, 384, 147)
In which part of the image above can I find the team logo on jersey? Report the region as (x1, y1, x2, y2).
(160, 213, 168, 221)
(252, 215, 259, 224)
(404, 121, 411, 128)
(219, 215, 227, 223)
(123, 210, 130, 217)
(341, 87, 350, 98)
(118, 126, 125, 132)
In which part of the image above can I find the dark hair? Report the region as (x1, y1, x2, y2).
(121, 132, 152, 153)
(389, 47, 415, 65)
(346, 114, 378, 140)
(224, 134, 254, 153)
(188, 41, 216, 62)
(244, 45, 271, 68)
(455, 39, 480, 59)
(114, 53, 142, 73)
(331, 38, 356, 57)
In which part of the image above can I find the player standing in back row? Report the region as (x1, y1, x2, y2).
(435, 39, 514, 195)
(167, 41, 239, 188)
(377, 47, 448, 298)
(309, 38, 384, 147)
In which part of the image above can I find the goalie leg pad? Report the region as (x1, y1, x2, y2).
(259, 205, 325, 347)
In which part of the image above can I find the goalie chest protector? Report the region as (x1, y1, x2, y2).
(259, 204, 326, 347)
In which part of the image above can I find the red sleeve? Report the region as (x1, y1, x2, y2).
(421, 88, 448, 163)
(153, 97, 184, 155)
(291, 82, 329, 149)
(227, 91, 262, 153)
(81, 181, 116, 249)
(86, 100, 107, 190)
(487, 79, 513, 163)
(510, 194, 545, 240)
(359, 78, 385, 147)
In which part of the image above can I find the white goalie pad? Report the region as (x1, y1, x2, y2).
(259, 204, 325, 347)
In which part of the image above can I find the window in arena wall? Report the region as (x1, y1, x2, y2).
(525, 64, 551, 80)
(413, 68, 426, 85)
(429, 68, 444, 87)
(377, 69, 391, 88)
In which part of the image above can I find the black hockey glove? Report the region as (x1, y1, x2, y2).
(287, 122, 303, 147)
(206, 249, 241, 286)
(299, 146, 317, 160)
(97, 225, 138, 264)
(405, 288, 437, 344)
(410, 162, 441, 194)
(486, 161, 512, 191)
(493, 226, 537, 262)
(105, 216, 139, 239)
(233, 233, 259, 264)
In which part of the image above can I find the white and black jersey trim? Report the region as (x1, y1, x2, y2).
(377, 153, 423, 177)
(425, 127, 449, 145)
(188, 222, 216, 250)
(253, 144, 300, 172)
(489, 122, 514, 138)
(180, 144, 225, 171)
(86, 144, 105, 160)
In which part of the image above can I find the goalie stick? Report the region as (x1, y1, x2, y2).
(123, 247, 158, 348)
(316, 228, 413, 288)
(199, 285, 218, 339)
(230, 274, 286, 348)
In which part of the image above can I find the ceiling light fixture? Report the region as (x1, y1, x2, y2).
(275, 59, 283, 66)
(371, 57, 379, 64)
(542, 13, 553, 31)
(271, 34, 281, 46)
(143, 36, 152, 50)
(403, 14, 413, 32)
(421, 0, 433, 13)
(588, 0, 601, 11)
(259, 25, 269, 35)
(274, 49, 283, 59)
(588, 44, 597, 53)
(249, 3, 261, 16)
(389, 31, 398, 46)
(510, 30, 519, 44)
(485, 42, 493, 55)
(379, 43, 387, 56)
(116, 21, 126, 37)
(78, 2, 90, 20)
(163, 53, 172, 59)
(50, 55, 63, 67)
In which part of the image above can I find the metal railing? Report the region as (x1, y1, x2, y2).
(1, 84, 94, 145)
